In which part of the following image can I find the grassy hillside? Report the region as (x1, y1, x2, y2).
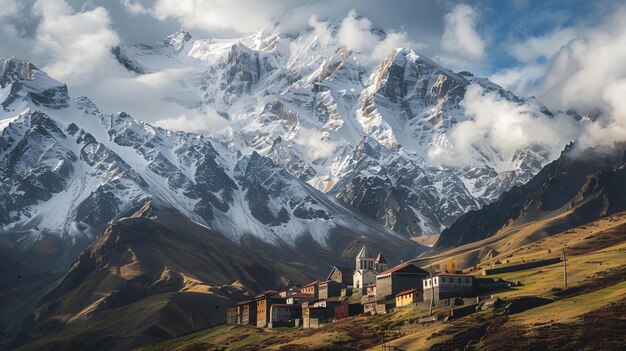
(143, 211, 626, 350)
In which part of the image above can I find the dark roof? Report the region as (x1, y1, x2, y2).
(367, 283, 377, 287)
(436, 273, 473, 278)
(377, 263, 429, 276)
(271, 304, 300, 308)
(319, 279, 341, 286)
(288, 293, 316, 298)
(256, 290, 280, 298)
(396, 289, 418, 297)
(375, 252, 387, 264)
(302, 280, 320, 288)
(327, 266, 353, 278)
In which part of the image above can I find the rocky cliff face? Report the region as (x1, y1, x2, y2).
(434, 143, 626, 250)
(110, 27, 562, 238)
(0, 58, 418, 282)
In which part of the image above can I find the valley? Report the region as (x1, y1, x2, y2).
(140, 211, 626, 351)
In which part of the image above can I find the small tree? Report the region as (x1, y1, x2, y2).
(446, 259, 456, 273)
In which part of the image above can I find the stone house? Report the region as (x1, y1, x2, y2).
(226, 305, 241, 325)
(303, 307, 327, 329)
(268, 304, 302, 328)
(327, 266, 354, 286)
(313, 299, 342, 317)
(241, 299, 257, 325)
(334, 303, 363, 320)
(423, 273, 475, 302)
(286, 293, 317, 305)
(256, 291, 286, 327)
(318, 280, 342, 299)
(301, 280, 320, 298)
(375, 263, 429, 301)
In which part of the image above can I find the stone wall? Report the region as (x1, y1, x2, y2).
(482, 257, 561, 275)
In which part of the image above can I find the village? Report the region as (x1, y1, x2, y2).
(226, 245, 524, 329)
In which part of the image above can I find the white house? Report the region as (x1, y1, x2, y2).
(423, 273, 475, 301)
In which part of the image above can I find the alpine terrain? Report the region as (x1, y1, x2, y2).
(1, 24, 563, 269)
(0, 20, 585, 351)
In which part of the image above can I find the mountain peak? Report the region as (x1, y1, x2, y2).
(163, 28, 192, 49)
(0, 58, 37, 88)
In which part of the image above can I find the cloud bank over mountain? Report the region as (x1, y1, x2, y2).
(2, 0, 626, 170)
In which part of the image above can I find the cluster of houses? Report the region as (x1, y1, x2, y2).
(227, 245, 477, 329)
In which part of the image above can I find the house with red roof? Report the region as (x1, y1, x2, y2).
(395, 289, 422, 307)
(301, 280, 320, 298)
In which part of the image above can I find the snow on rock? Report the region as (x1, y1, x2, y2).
(0, 21, 567, 254)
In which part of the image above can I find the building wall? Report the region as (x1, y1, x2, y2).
(395, 291, 420, 307)
(256, 299, 267, 327)
(423, 276, 475, 302)
(319, 282, 342, 299)
(364, 302, 377, 315)
(423, 285, 475, 302)
(354, 270, 376, 289)
(377, 273, 425, 300)
(375, 274, 392, 300)
(301, 284, 319, 297)
(270, 306, 301, 322)
(329, 268, 353, 285)
(482, 258, 561, 275)
(303, 316, 322, 329)
(335, 303, 364, 320)
(227, 307, 239, 325)
(391, 274, 425, 298)
(242, 303, 256, 325)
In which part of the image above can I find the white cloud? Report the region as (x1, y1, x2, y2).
(0, 0, 20, 18)
(508, 27, 577, 63)
(32, 0, 120, 85)
(151, 0, 298, 34)
(489, 5, 626, 152)
(441, 4, 485, 62)
(489, 63, 545, 98)
(538, 10, 626, 117)
(308, 15, 333, 46)
(334, 9, 423, 67)
(86, 67, 204, 123)
(429, 84, 579, 169)
(155, 109, 230, 134)
(293, 127, 338, 161)
(120, 0, 149, 16)
(337, 9, 380, 53)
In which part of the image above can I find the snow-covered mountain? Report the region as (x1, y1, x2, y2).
(0, 23, 561, 268)
(1, 57, 411, 270)
(112, 26, 558, 236)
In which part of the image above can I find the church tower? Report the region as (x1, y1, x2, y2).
(353, 244, 376, 290)
(355, 244, 374, 270)
(375, 252, 388, 273)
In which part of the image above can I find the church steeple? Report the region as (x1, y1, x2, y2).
(355, 244, 374, 270)
(375, 252, 388, 272)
